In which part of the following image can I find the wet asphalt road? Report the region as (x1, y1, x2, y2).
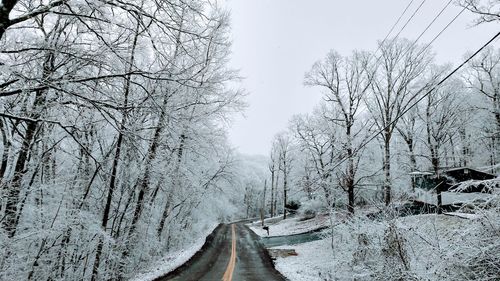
(155, 223, 287, 281)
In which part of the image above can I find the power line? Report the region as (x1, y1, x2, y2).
(359, 0, 461, 153)
(288, 2, 455, 199)
(369, 0, 455, 84)
(329, 31, 500, 176)
(412, 0, 454, 46)
(290, 32, 499, 199)
(376, 0, 460, 71)
(382, 4, 468, 98)
(370, 0, 426, 64)
(415, 5, 467, 58)
(374, 0, 416, 56)
(337, 2, 459, 168)
(287, 2, 483, 199)
(391, 0, 427, 41)
(345, 0, 419, 84)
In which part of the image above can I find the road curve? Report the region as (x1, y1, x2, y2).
(155, 223, 287, 281)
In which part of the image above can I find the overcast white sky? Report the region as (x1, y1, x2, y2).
(222, 0, 499, 156)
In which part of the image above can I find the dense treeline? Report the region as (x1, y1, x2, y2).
(0, 0, 244, 280)
(266, 40, 499, 216)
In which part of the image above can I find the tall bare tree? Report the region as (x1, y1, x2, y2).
(396, 106, 421, 191)
(305, 50, 371, 214)
(464, 47, 500, 169)
(291, 113, 336, 206)
(275, 133, 293, 219)
(268, 149, 277, 216)
(365, 39, 433, 206)
(423, 76, 464, 213)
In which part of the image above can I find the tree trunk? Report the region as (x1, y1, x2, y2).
(3, 47, 54, 237)
(261, 179, 267, 226)
(322, 176, 331, 207)
(448, 135, 457, 167)
(91, 130, 124, 281)
(274, 167, 280, 216)
(347, 159, 355, 214)
(283, 168, 287, 219)
(426, 95, 442, 214)
(304, 167, 312, 200)
(157, 133, 186, 238)
(270, 167, 275, 217)
(436, 182, 443, 214)
(0, 0, 18, 40)
(383, 129, 391, 206)
(407, 138, 417, 191)
(124, 114, 162, 240)
(346, 125, 355, 214)
(0, 118, 10, 182)
(3, 119, 37, 237)
(125, 9, 186, 243)
(92, 18, 139, 280)
(459, 128, 469, 167)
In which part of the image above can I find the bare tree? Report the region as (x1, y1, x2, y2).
(464, 47, 500, 169)
(268, 149, 277, 216)
(457, 0, 500, 24)
(365, 38, 433, 206)
(396, 106, 421, 191)
(423, 76, 464, 213)
(271, 133, 293, 219)
(291, 113, 337, 207)
(0, 1, 245, 280)
(92, 14, 144, 281)
(0, 0, 69, 40)
(305, 50, 371, 214)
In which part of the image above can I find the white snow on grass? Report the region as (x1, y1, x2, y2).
(444, 211, 481, 219)
(414, 189, 492, 205)
(272, 211, 499, 281)
(129, 223, 218, 281)
(272, 239, 334, 281)
(248, 214, 330, 237)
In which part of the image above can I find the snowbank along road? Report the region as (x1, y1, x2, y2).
(156, 223, 286, 281)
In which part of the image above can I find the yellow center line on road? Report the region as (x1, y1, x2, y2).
(222, 224, 237, 281)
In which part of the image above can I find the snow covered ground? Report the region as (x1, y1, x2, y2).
(273, 239, 334, 281)
(414, 189, 492, 205)
(248, 214, 330, 237)
(269, 210, 499, 281)
(129, 224, 218, 281)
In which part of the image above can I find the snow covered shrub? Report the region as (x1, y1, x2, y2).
(299, 197, 324, 219)
(289, 192, 499, 281)
(376, 222, 418, 281)
(460, 239, 500, 280)
(352, 233, 371, 266)
(330, 215, 383, 279)
(438, 200, 500, 281)
(286, 200, 301, 213)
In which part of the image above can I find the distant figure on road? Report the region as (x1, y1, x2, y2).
(263, 225, 269, 236)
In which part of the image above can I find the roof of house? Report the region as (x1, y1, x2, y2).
(409, 167, 496, 179)
(409, 171, 433, 176)
(444, 167, 496, 180)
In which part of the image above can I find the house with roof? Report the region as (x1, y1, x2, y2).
(410, 167, 498, 212)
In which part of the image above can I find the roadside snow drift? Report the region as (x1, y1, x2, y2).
(130, 224, 218, 281)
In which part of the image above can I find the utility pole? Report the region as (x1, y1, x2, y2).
(261, 179, 267, 226)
